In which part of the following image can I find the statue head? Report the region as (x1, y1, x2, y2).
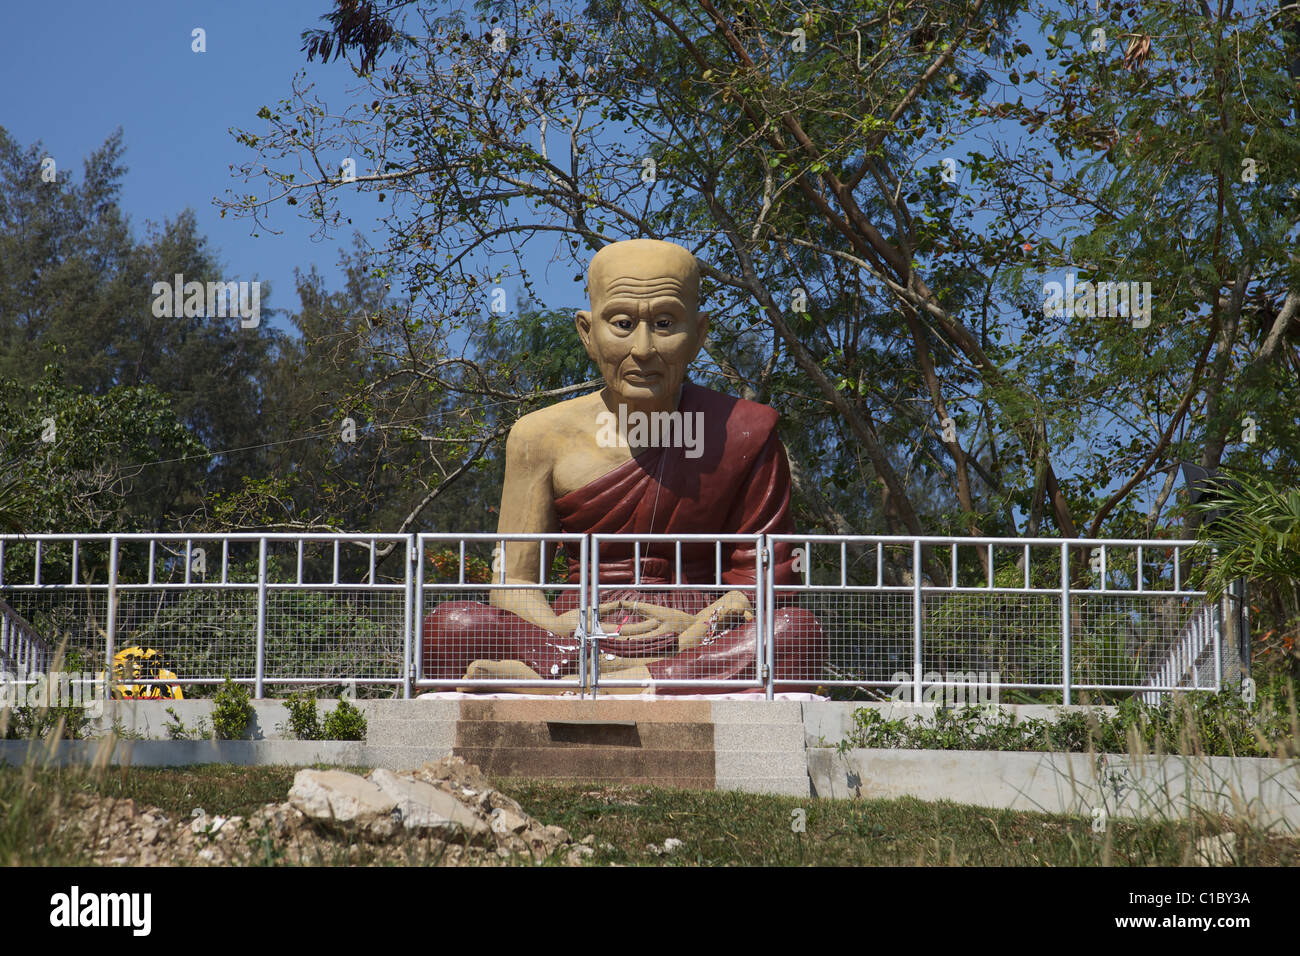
(576, 238, 710, 412)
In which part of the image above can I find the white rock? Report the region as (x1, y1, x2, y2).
(369, 769, 491, 841)
(289, 769, 398, 839)
(489, 806, 530, 836)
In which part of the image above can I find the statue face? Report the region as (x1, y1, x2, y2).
(576, 240, 709, 411)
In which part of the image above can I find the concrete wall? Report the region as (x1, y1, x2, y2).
(808, 747, 1300, 826)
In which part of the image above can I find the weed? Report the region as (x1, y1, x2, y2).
(163, 706, 210, 741)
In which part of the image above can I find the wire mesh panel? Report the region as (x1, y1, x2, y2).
(417, 533, 586, 690)
(771, 538, 904, 692)
(781, 588, 912, 688)
(262, 588, 405, 687)
(0, 534, 412, 699)
(589, 534, 766, 691)
(1, 536, 112, 681)
(1075, 594, 1214, 691)
(114, 587, 257, 687)
(922, 591, 1062, 689)
(1, 590, 109, 675)
(767, 535, 1225, 702)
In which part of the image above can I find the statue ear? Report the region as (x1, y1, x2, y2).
(691, 310, 711, 357)
(575, 310, 595, 357)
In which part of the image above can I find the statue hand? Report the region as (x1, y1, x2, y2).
(550, 601, 643, 637)
(603, 600, 696, 640)
(678, 590, 755, 649)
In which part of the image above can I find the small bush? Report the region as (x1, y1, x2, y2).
(282, 692, 320, 740)
(1, 706, 90, 740)
(281, 693, 365, 740)
(211, 679, 254, 740)
(321, 697, 367, 741)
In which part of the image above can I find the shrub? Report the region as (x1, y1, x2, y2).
(1, 705, 90, 740)
(321, 698, 367, 741)
(281, 693, 366, 740)
(210, 678, 253, 740)
(282, 692, 320, 740)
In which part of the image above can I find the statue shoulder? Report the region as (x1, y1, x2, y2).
(685, 384, 781, 439)
(506, 392, 601, 461)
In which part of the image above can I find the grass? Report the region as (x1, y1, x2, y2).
(507, 780, 1298, 866)
(2, 763, 1296, 866)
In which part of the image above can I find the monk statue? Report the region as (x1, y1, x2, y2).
(422, 238, 826, 692)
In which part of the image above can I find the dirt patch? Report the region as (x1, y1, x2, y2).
(57, 756, 595, 866)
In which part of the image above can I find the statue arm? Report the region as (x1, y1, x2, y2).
(489, 417, 576, 636)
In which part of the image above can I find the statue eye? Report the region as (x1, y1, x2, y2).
(609, 313, 634, 329)
(654, 312, 676, 328)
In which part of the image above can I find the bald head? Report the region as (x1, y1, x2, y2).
(587, 239, 700, 314)
(576, 239, 710, 413)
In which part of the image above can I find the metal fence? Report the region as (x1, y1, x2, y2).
(0, 533, 1238, 702)
(768, 535, 1239, 704)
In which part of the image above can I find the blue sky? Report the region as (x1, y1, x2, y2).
(1, 0, 374, 331)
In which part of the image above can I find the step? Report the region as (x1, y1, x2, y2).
(453, 718, 713, 751)
(452, 744, 715, 788)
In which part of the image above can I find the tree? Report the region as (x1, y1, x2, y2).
(0, 361, 203, 535)
(0, 127, 281, 529)
(225, 0, 1297, 585)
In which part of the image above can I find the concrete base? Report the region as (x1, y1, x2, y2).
(7, 697, 810, 794)
(6, 699, 1297, 825)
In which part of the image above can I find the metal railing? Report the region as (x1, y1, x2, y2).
(769, 535, 1231, 704)
(0, 533, 1233, 701)
(0, 596, 52, 675)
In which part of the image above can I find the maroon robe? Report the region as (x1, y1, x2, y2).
(422, 383, 826, 689)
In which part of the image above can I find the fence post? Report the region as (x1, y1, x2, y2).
(403, 536, 414, 699)
(913, 539, 923, 705)
(585, 535, 598, 699)
(1211, 549, 1222, 692)
(1060, 541, 1072, 706)
(254, 537, 267, 700)
(105, 536, 119, 699)
(762, 535, 773, 700)
(414, 536, 426, 693)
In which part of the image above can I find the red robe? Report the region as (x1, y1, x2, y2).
(422, 383, 825, 688)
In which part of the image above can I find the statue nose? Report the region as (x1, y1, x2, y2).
(629, 320, 655, 358)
